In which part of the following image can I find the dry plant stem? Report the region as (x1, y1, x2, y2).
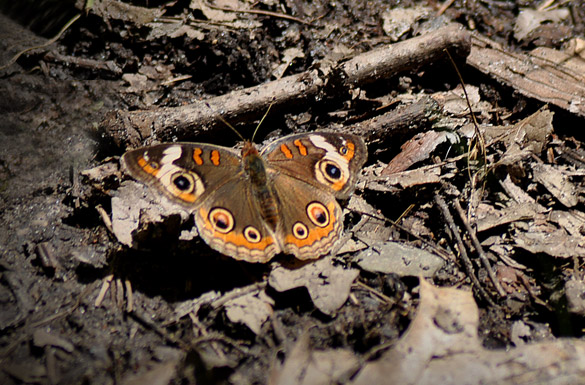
(350, 96, 440, 143)
(43, 50, 122, 76)
(203, 1, 312, 25)
(452, 199, 507, 298)
(103, 24, 471, 148)
(0, 13, 81, 71)
(210, 281, 266, 309)
(434, 195, 497, 307)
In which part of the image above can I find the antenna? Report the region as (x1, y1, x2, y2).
(251, 99, 275, 142)
(205, 102, 245, 142)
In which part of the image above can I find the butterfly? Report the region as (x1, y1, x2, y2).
(120, 132, 367, 263)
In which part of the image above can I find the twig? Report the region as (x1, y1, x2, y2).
(452, 199, 507, 298)
(204, 1, 312, 25)
(434, 195, 497, 307)
(210, 281, 266, 309)
(355, 281, 395, 305)
(124, 279, 134, 313)
(0, 13, 81, 71)
(437, 0, 456, 16)
(95, 274, 114, 307)
(102, 24, 471, 147)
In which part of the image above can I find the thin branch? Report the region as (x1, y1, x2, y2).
(434, 195, 497, 307)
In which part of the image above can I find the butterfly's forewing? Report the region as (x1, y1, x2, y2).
(262, 132, 367, 199)
(121, 143, 242, 209)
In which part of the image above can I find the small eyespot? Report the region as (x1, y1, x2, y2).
(209, 208, 234, 234)
(339, 146, 348, 155)
(320, 160, 343, 182)
(172, 174, 192, 191)
(292, 222, 309, 240)
(149, 161, 159, 169)
(243, 226, 261, 243)
(306, 202, 329, 228)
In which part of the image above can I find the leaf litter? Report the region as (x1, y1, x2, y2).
(2, 0, 585, 384)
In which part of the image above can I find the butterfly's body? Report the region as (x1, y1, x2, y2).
(121, 132, 366, 263)
(242, 143, 280, 231)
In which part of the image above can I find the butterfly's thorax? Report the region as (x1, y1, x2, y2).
(242, 142, 280, 231)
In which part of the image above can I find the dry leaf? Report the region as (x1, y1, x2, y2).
(514, 8, 570, 41)
(355, 241, 444, 278)
(225, 289, 274, 334)
(474, 202, 545, 232)
(382, 131, 453, 175)
(549, 210, 585, 236)
(269, 256, 359, 315)
(496, 108, 554, 166)
(365, 165, 441, 192)
(532, 163, 579, 207)
(352, 279, 585, 385)
(121, 362, 177, 385)
(565, 276, 585, 316)
(269, 332, 359, 385)
(513, 222, 585, 258)
(91, 0, 164, 25)
(381, 6, 432, 41)
(111, 181, 192, 247)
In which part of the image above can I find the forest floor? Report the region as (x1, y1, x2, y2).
(1, 0, 585, 384)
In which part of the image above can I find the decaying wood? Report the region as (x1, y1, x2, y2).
(468, 32, 585, 117)
(101, 24, 471, 148)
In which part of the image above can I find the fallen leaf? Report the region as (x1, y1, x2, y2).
(382, 131, 454, 175)
(514, 8, 570, 41)
(513, 222, 585, 258)
(269, 256, 359, 315)
(474, 202, 545, 232)
(565, 276, 585, 316)
(382, 6, 432, 41)
(121, 362, 177, 385)
(224, 289, 274, 334)
(355, 241, 444, 278)
(532, 163, 579, 207)
(495, 107, 554, 166)
(366, 165, 442, 191)
(352, 279, 585, 385)
(269, 332, 359, 385)
(111, 181, 192, 247)
(549, 210, 585, 236)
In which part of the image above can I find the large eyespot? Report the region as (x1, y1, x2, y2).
(292, 222, 309, 240)
(243, 226, 262, 243)
(319, 160, 343, 182)
(208, 208, 234, 234)
(306, 202, 329, 228)
(172, 172, 194, 191)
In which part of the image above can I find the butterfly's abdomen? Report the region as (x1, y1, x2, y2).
(244, 152, 279, 231)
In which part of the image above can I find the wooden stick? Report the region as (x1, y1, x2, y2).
(102, 24, 471, 148)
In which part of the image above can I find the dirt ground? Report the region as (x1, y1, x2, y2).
(1, 0, 585, 384)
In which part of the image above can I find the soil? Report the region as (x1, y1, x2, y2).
(1, 0, 585, 384)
